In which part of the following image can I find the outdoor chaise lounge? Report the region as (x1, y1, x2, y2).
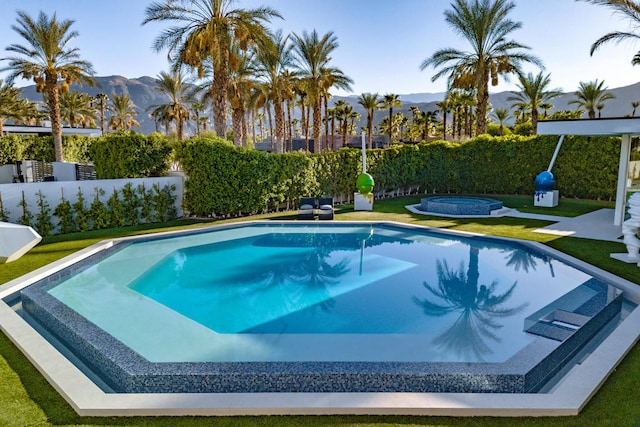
(298, 197, 316, 220)
(318, 197, 334, 220)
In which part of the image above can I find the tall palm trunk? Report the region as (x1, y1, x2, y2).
(475, 69, 490, 135)
(266, 104, 274, 151)
(45, 73, 64, 162)
(177, 117, 184, 141)
(251, 109, 257, 145)
(331, 116, 336, 150)
(323, 96, 329, 151)
(274, 100, 285, 153)
(442, 110, 447, 140)
(241, 108, 249, 146)
(286, 99, 293, 152)
(367, 113, 373, 149)
(232, 107, 243, 146)
(212, 58, 229, 137)
(465, 106, 472, 137)
(301, 100, 309, 152)
(312, 99, 322, 153)
(388, 107, 393, 142)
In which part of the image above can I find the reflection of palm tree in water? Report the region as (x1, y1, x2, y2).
(231, 236, 351, 312)
(501, 247, 555, 277)
(290, 248, 350, 310)
(413, 244, 528, 361)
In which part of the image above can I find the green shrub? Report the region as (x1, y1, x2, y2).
(121, 183, 141, 226)
(175, 134, 620, 217)
(89, 188, 109, 230)
(53, 190, 75, 234)
(107, 188, 124, 228)
(89, 132, 172, 178)
(34, 191, 53, 237)
(17, 191, 33, 227)
(73, 188, 90, 232)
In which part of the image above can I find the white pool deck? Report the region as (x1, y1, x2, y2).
(407, 204, 624, 242)
(0, 220, 639, 417)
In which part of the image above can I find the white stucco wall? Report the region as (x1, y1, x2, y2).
(0, 176, 184, 226)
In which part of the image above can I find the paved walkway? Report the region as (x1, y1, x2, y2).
(525, 208, 623, 242)
(407, 204, 623, 242)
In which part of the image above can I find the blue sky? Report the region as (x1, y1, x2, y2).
(1, 0, 639, 97)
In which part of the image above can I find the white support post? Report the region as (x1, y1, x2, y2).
(614, 135, 632, 226)
(361, 131, 367, 173)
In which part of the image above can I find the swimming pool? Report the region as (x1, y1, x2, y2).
(11, 222, 633, 396)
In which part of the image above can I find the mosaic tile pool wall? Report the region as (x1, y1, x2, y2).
(19, 271, 623, 394)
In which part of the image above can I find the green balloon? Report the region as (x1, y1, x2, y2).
(356, 173, 375, 194)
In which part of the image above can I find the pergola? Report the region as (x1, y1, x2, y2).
(537, 117, 640, 226)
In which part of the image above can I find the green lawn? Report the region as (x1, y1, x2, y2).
(1, 195, 639, 427)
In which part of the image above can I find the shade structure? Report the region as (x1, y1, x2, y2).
(0, 222, 41, 263)
(537, 117, 640, 226)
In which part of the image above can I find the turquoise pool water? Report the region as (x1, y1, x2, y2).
(44, 223, 609, 366)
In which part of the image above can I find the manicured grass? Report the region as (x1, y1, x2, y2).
(0, 195, 638, 427)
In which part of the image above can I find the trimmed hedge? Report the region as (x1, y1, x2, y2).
(89, 132, 172, 179)
(0, 133, 172, 178)
(0, 134, 94, 164)
(2, 133, 621, 218)
(175, 134, 621, 217)
(175, 136, 316, 216)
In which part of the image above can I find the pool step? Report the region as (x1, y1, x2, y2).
(525, 310, 591, 341)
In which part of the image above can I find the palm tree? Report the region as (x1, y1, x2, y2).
(458, 90, 476, 138)
(580, 0, 640, 64)
(420, 0, 542, 135)
(190, 101, 206, 137)
(436, 98, 452, 140)
(320, 67, 353, 150)
(59, 90, 95, 128)
(149, 69, 193, 141)
(569, 79, 615, 119)
(292, 82, 309, 148)
(507, 72, 562, 134)
(631, 101, 640, 116)
(292, 30, 348, 153)
(334, 101, 353, 147)
(490, 107, 510, 135)
(447, 90, 464, 140)
(0, 80, 41, 136)
(423, 110, 439, 141)
(108, 93, 140, 131)
(95, 92, 108, 135)
(539, 102, 553, 119)
(325, 107, 339, 150)
(2, 11, 95, 161)
(511, 101, 530, 124)
(143, 0, 281, 138)
(358, 93, 381, 149)
(228, 45, 259, 147)
(255, 30, 295, 153)
(381, 93, 402, 142)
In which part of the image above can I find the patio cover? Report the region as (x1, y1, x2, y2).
(537, 117, 640, 226)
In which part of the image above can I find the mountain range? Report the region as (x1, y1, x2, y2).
(17, 76, 640, 135)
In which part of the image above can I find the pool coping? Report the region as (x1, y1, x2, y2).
(1, 220, 640, 417)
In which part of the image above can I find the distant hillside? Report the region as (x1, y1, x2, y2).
(17, 76, 640, 135)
